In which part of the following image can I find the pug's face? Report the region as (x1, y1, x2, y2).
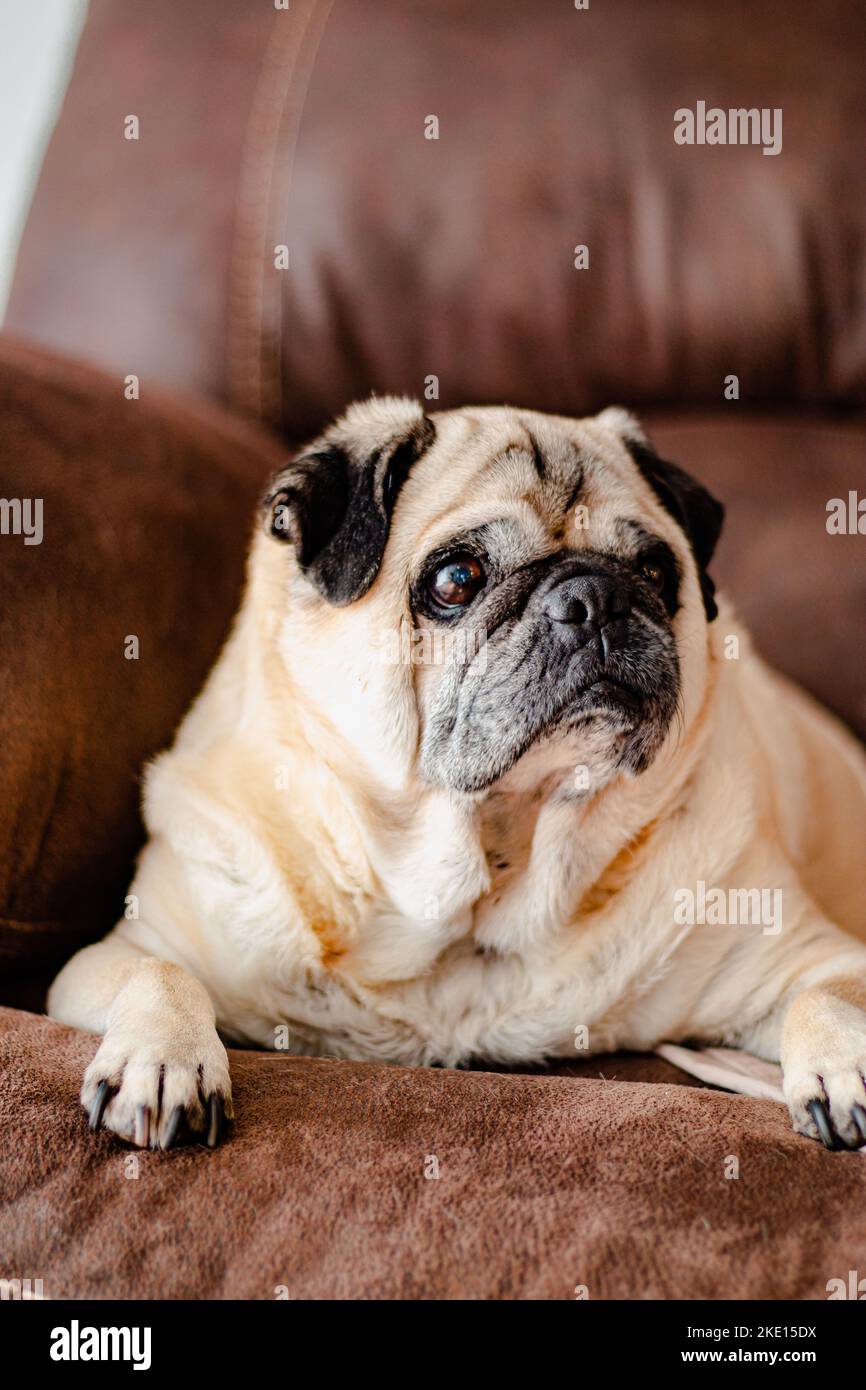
(259, 398, 723, 799)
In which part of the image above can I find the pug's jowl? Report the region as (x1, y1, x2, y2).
(50, 398, 866, 1152)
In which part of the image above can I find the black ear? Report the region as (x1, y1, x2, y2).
(625, 437, 725, 622)
(263, 397, 435, 606)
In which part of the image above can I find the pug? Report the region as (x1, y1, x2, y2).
(48, 398, 866, 1152)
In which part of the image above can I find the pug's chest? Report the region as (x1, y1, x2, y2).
(239, 879, 688, 1067)
(216, 798, 693, 1063)
(249, 926, 687, 1068)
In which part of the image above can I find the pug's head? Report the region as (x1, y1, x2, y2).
(257, 398, 723, 800)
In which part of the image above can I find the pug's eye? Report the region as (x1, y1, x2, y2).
(427, 554, 486, 608)
(639, 558, 666, 592)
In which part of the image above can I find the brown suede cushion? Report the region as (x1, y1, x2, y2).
(0, 338, 283, 991)
(3, 1006, 865, 1300)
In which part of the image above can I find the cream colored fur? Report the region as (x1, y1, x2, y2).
(48, 401, 866, 1150)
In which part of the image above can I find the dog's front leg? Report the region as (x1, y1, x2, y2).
(734, 925, 866, 1151)
(778, 974, 866, 1150)
(48, 933, 231, 1149)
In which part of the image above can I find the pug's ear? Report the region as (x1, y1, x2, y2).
(263, 396, 435, 606)
(600, 408, 725, 622)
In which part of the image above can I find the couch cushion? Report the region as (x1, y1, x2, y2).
(0, 338, 282, 991)
(2, 1006, 864, 1299)
(650, 415, 866, 742)
(4, 0, 287, 408)
(8, 0, 866, 433)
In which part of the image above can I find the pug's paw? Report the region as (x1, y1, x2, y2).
(81, 959, 232, 1149)
(782, 987, 866, 1151)
(82, 1027, 232, 1150)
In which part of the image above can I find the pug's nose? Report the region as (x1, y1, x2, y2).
(543, 574, 631, 629)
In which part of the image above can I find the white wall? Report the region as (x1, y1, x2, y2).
(0, 0, 88, 317)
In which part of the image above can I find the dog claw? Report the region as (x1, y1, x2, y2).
(162, 1105, 186, 1150)
(134, 1104, 151, 1148)
(206, 1094, 224, 1148)
(806, 1098, 837, 1150)
(851, 1104, 866, 1147)
(88, 1079, 112, 1132)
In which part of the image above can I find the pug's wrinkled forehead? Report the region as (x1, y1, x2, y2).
(263, 396, 723, 623)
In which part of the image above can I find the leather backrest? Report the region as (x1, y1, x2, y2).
(7, 0, 866, 439)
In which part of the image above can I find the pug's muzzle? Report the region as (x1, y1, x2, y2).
(419, 549, 681, 794)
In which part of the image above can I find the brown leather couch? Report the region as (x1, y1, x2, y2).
(1, 0, 865, 1299)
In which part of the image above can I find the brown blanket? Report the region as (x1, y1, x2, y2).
(2, 1006, 864, 1300)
